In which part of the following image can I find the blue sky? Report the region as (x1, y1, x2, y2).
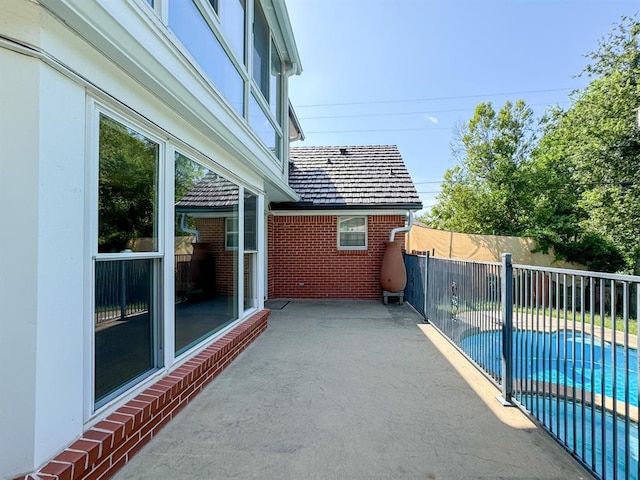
(285, 0, 639, 213)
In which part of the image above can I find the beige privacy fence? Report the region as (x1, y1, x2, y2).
(407, 223, 586, 270)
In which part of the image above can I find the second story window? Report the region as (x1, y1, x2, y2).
(252, 0, 269, 100)
(217, 0, 246, 63)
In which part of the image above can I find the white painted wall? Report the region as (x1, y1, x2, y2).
(33, 65, 86, 466)
(0, 47, 87, 480)
(0, 48, 40, 480)
(0, 1, 282, 476)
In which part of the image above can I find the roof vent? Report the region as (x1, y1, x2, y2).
(327, 158, 332, 164)
(388, 168, 394, 176)
(339, 147, 348, 155)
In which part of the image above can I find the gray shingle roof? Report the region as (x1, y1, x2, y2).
(175, 145, 423, 211)
(276, 145, 422, 209)
(175, 174, 238, 211)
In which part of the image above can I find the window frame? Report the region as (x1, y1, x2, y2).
(225, 216, 239, 250)
(337, 216, 368, 251)
(89, 103, 167, 414)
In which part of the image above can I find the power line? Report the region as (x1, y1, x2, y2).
(305, 127, 453, 134)
(297, 101, 571, 120)
(414, 181, 442, 184)
(295, 88, 573, 108)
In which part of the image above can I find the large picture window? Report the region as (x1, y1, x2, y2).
(338, 216, 368, 250)
(94, 114, 161, 407)
(174, 155, 240, 355)
(91, 103, 263, 409)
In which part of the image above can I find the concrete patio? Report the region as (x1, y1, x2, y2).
(112, 300, 591, 480)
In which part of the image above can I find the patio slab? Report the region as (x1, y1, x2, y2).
(112, 300, 591, 480)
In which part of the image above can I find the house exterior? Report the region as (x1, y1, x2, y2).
(269, 145, 423, 299)
(0, 0, 302, 478)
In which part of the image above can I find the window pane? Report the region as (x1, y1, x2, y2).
(244, 252, 257, 310)
(340, 232, 366, 246)
(95, 258, 156, 404)
(244, 191, 257, 250)
(252, 0, 269, 100)
(226, 217, 238, 249)
(98, 115, 159, 253)
(270, 40, 281, 122)
(249, 94, 279, 156)
(174, 156, 239, 355)
(219, 0, 245, 63)
(340, 216, 366, 232)
(169, 0, 244, 115)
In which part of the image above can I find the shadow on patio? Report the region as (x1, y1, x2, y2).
(112, 300, 590, 480)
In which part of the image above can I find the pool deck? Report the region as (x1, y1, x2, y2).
(112, 300, 591, 480)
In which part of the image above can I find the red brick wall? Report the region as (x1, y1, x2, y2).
(17, 310, 269, 480)
(195, 218, 235, 297)
(268, 214, 406, 299)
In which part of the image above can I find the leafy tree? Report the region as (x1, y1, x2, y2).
(98, 116, 159, 253)
(425, 100, 538, 236)
(534, 15, 640, 272)
(424, 15, 640, 273)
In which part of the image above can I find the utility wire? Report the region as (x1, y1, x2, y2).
(298, 101, 570, 120)
(295, 88, 573, 108)
(305, 127, 452, 134)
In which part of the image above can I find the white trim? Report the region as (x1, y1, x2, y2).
(0, 13, 295, 201)
(238, 186, 245, 317)
(270, 208, 416, 217)
(257, 193, 265, 308)
(163, 143, 176, 367)
(83, 96, 99, 422)
(337, 216, 368, 251)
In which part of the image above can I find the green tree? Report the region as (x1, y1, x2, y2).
(535, 15, 640, 272)
(425, 100, 538, 236)
(98, 116, 159, 253)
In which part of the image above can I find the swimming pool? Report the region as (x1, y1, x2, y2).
(459, 329, 638, 407)
(460, 329, 638, 478)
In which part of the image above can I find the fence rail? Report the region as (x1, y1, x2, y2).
(405, 252, 640, 480)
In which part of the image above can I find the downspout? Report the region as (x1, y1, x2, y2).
(389, 210, 414, 242)
(179, 214, 200, 243)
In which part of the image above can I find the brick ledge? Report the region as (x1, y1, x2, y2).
(16, 309, 269, 480)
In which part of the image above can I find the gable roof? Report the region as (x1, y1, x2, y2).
(272, 145, 422, 210)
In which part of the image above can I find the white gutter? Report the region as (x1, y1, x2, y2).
(389, 210, 414, 242)
(179, 214, 200, 243)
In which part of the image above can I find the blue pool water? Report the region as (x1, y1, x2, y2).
(460, 330, 639, 478)
(460, 330, 639, 407)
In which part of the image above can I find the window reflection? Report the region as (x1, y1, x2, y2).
(98, 115, 159, 253)
(174, 153, 239, 355)
(94, 259, 156, 405)
(252, 0, 269, 100)
(249, 94, 279, 157)
(169, 0, 244, 115)
(270, 40, 281, 122)
(218, 0, 246, 63)
(244, 191, 258, 311)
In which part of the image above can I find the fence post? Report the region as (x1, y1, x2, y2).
(120, 260, 127, 321)
(498, 253, 514, 406)
(423, 251, 430, 323)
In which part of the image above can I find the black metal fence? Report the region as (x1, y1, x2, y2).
(95, 259, 153, 324)
(404, 252, 640, 480)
